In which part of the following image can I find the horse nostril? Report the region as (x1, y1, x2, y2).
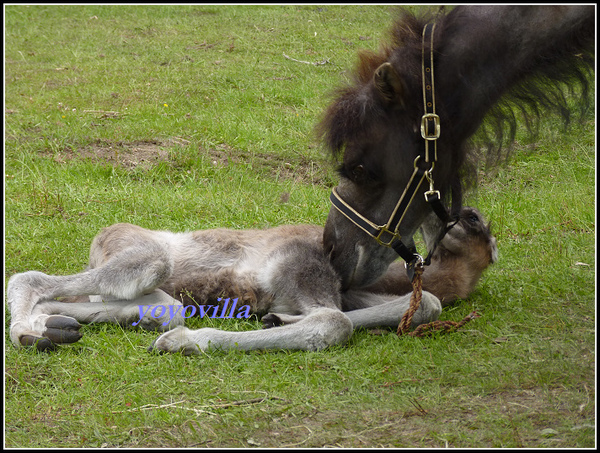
(323, 235, 337, 260)
(325, 243, 336, 261)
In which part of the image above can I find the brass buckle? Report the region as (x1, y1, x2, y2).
(374, 226, 400, 247)
(421, 113, 440, 140)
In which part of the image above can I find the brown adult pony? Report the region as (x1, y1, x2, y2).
(319, 5, 594, 290)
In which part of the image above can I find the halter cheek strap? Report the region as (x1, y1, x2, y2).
(421, 23, 440, 162)
(329, 157, 428, 266)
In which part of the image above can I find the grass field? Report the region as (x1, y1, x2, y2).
(4, 5, 595, 448)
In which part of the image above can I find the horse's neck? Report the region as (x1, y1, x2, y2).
(436, 5, 594, 140)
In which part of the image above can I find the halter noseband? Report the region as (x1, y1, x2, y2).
(329, 23, 452, 280)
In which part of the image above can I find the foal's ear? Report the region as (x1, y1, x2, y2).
(373, 62, 404, 106)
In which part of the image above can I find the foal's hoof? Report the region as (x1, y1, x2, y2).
(44, 315, 83, 344)
(262, 313, 284, 329)
(19, 334, 57, 352)
(147, 340, 167, 355)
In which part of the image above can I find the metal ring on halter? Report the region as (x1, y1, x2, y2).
(405, 253, 424, 269)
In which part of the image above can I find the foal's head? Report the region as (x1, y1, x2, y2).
(421, 206, 498, 267)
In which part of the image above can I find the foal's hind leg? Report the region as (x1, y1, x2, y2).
(7, 235, 174, 350)
(32, 290, 184, 332)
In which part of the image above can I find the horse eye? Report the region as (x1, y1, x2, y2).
(468, 213, 480, 224)
(352, 164, 365, 180)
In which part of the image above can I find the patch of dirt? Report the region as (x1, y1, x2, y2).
(51, 139, 173, 170)
(49, 139, 335, 187)
(204, 144, 335, 186)
(206, 387, 595, 448)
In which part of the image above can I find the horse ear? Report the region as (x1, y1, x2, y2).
(373, 62, 404, 106)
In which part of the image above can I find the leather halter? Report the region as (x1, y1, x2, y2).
(329, 23, 451, 280)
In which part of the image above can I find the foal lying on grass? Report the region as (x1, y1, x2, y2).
(7, 207, 497, 354)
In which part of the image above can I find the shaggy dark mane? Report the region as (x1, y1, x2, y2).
(475, 36, 594, 167)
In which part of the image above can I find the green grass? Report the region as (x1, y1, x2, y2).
(4, 5, 595, 448)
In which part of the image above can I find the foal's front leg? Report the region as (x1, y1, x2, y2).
(151, 239, 353, 354)
(341, 290, 442, 330)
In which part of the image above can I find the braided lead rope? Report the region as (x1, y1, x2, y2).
(408, 311, 480, 338)
(397, 264, 424, 336)
(396, 264, 481, 337)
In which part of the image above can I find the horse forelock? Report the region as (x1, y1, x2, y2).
(315, 47, 391, 159)
(316, 87, 381, 160)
